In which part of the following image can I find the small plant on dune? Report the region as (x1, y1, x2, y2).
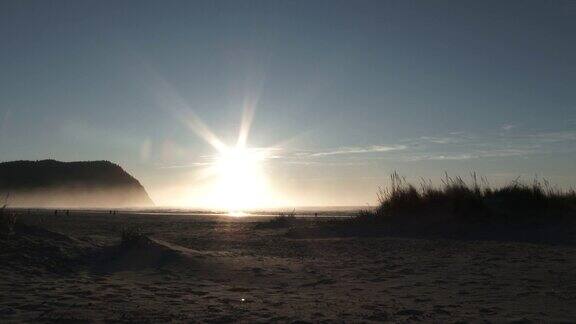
(272, 209, 297, 226)
(0, 193, 17, 236)
(259, 209, 297, 228)
(120, 225, 149, 248)
(356, 208, 376, 221)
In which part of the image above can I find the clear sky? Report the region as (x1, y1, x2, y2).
(1, 1, 575, 207)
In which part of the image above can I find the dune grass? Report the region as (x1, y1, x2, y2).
(257, 209, 297, 228)
(358, 172, 576, 224)
(0, 211, 17, 235)
(0, 194, 17, 236)
(120, 225, 149, 248)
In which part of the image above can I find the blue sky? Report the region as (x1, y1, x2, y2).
(1, 1, 575, 206)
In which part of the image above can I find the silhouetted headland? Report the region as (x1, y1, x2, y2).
(0, 160, 154, 208)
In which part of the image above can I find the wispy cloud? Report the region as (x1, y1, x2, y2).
(283, 160, 371, 166)
(397, 128, 576, 162)
(404, 148, 537, 162)
(158, 162, 213, 169)
(526, 131, 576, 143)
(303, 145, 407, 157)
(415, 136, 462, 144)
(501, 123, 516, 131)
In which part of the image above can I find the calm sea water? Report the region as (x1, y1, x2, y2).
(113, 206, 368, 218)
(14, 206, 370, 218)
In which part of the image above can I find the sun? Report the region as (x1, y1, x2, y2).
(173, 97, 282, 212)
(212, 146, 270, 214)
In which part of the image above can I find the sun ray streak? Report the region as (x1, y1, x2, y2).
(237, 99, 256, 148)
(180, 109, 227, 153)
(147, 69, 228, 153)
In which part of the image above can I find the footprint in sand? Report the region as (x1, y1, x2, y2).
(227, 287, 252, 292)
(300, 278, 336, 287)
(396, 309, 424, 316)
(434, 308, 451, 315)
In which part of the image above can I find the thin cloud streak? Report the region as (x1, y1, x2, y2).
(303, 145, 407, 157)
(402, 148, 537, 162)
(158, 162, 213, 169)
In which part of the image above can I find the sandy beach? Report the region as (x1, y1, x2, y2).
(1, 211, 575, 323)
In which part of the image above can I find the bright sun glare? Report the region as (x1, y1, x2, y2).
(214, 146, 269, 214)
(173, 95, 280, 213)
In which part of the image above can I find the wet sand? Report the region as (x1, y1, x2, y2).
(1, 211, 575, 322)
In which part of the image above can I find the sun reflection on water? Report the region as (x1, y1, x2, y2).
(227, 210, 249, 217)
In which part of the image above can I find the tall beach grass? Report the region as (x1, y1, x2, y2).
(358, 172, 576, 224)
